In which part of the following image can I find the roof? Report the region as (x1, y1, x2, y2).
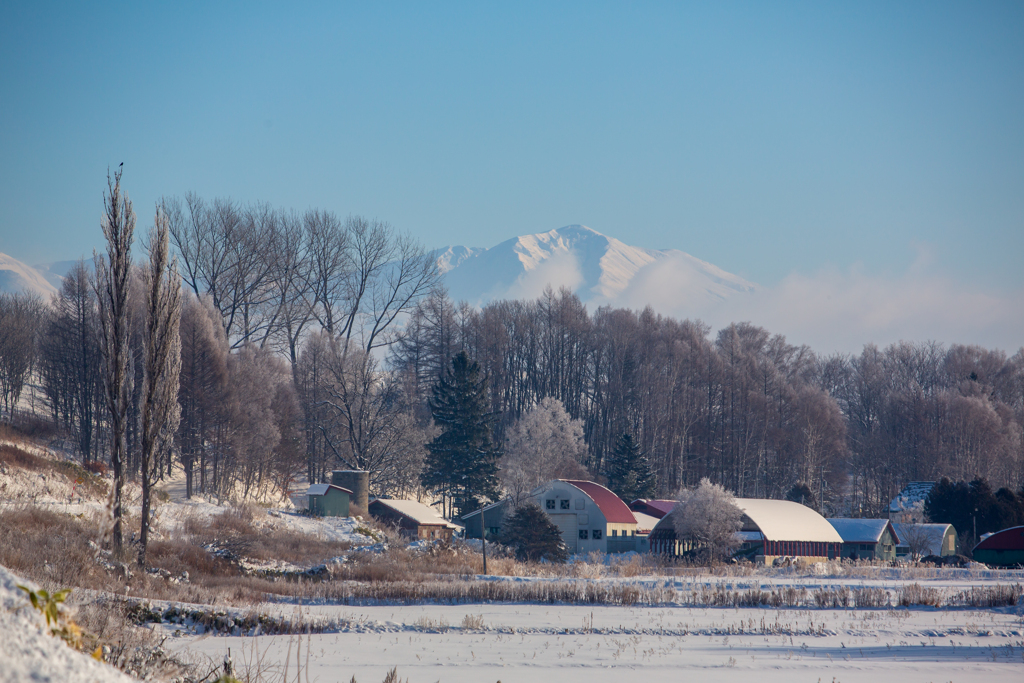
(892, 523, 955, 554)
(889, 481, 935, 513)
(561, 480, 638, 524)
(632, 511, 661, 534)
(629, 499, 677, 519)
(974, 526, 1024, 551)
(460, 500, 508, 520)
(306, 483, 352, 496)
(370, 499, 459, 529)
(828, 518, 898, 544)
(734, 499, 843, 543)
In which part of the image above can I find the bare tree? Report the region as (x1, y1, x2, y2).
(95, 166, 135, 557)
(672, 478, 743, 563)
(0, 293, 43, 415)
(138, 210, 182, 567)
(502, 397, 590, 504)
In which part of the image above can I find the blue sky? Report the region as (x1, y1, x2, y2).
(1, 2, 1022, 349)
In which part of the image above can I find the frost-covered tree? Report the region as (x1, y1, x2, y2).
(502, 397, 590, 504)
(672, 478, 743, 563)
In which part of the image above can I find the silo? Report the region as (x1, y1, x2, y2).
(332, 470, 369, 510)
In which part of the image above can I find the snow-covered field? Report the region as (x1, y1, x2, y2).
(171, 600, 1024, 682)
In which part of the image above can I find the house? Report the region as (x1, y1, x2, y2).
(367, 498, 460, 541)
(827, 518, 900, 562)
(972, 526, 1024, 567)
(888, 482, 935, 524)
(650, 498, 843, 562)
(306, 483, 352, 517)
(893, 523, 959, 559)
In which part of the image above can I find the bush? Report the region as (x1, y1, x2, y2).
(500, 503, 568, 563)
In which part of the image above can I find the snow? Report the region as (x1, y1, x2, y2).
(734, 499, 843, 543)
(437, 225, 757, 310)
(0, 565, 133, 683)
(372, 499, 460, 528)
(828, 518, 892, 544)
(169, 588, 1024, 682)
(889, 482, 936, 517)
(0, 251, 59, 299)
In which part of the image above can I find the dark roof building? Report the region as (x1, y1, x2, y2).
(973, 526, 1024, 567)
(628, 499, 677, 519)
(827, 518, 900, 562)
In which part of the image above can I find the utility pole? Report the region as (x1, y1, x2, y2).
(481, 505, 487, 575)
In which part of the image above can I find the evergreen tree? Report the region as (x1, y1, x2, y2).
(785, 482, 818, 511)
(501, 502, 568, 563)
(421, 351, 501, 517)
(605, 432, 656, 501)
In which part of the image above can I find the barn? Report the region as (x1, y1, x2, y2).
(368, 499, 460, 541)
(972, 526, 1024, 567)
(628, 499, 677, 519)
(650, 498, 843, 562)
(827, 518, 900, 561)
(533, 480, 640, 554)
(306, 483, 352, 517)
(893, 523, 959, 559)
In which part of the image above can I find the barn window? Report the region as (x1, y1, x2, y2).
(575, 499, 585, 510)
(579, 530, 589, 540)
(560, 500, 570, 510)
(593, 530, 603, 540)
(611, 529, 618, 537)
(578, 514, 589, 525)
(546, 499, 555, 510)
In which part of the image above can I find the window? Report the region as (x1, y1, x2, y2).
(575, 498, 585, 510)
(560, 500, 570, 510)
(593, 530, 603, 540)
(546, 499, 555, 510)
(611, 529, 618, 537)
(579, 530, 589, 540)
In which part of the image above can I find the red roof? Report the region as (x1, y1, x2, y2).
(975, 526, 1024, 551)
(629, 499, 677, 519)
(562, 480, 638, 524)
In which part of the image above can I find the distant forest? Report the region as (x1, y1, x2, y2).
(1, 194, 1021, 517)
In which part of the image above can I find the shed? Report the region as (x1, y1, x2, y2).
(893, 523, 959, 559)
(306, 483, 352, 517)
(972, 526, 1024, 567)
(827, 518, 900, 561)
(651, 498, 843, 562)
(368, 498, 460, 541)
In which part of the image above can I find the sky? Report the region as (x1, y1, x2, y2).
(1, 2, 1022, 352)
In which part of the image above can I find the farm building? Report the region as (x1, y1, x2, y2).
(972, 526, 1024, 567)
(368, 498, 460, 541)
(460, 499, 511, 539)
(893, 523, 959, 559)
(306, 483, 352, 517)
(827, 518, 900, 561)
(650, 498, 843, 562)
(888, 481, 935, 523)
(628, 499, 677, 519)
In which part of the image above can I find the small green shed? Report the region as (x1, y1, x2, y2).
(827, 518, 901, 562)
(307, 483, 352, 517)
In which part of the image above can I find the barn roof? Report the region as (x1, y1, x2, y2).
(561, 480, 638, 524)
(629, 499, 677, 519)
(735, 498, 843, 543)
(828, 518, 898, 544)
(974, 525, 1024, 551)
(632, 511, 660, 535)
(370, 499, 459, 528)
(306, 483, 352, 497)
(893, 523, 954, 555)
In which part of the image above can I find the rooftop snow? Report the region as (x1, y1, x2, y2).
(371, 499, 459, 528)
(827, 518, 895, 544)
(734, 499, 843, 543)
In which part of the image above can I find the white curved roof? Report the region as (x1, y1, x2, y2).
(735, 498, 842, 543)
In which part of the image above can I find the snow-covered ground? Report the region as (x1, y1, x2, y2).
(171, 600, 1024, 682)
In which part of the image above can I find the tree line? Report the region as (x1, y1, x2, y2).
(1, 189, 1022, 524)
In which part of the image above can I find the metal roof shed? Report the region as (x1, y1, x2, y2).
(827, 518, 900, 561)
(306, 484, 352, 517)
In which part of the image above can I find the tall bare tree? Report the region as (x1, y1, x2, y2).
(95, 166, 135, 557)
(138, 209, 182, 567)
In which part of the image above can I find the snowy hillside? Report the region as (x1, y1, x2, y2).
(0, 252, 58, 299)
(436, 225, 757, 313)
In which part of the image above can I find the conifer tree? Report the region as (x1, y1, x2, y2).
(421, 351, 501, 517)
(501, 502, 568, 563)
(606, 432, 656, 501)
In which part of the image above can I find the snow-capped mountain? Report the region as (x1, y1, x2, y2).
(435, 225, 756, 313)
(0, 253, 58, 299)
